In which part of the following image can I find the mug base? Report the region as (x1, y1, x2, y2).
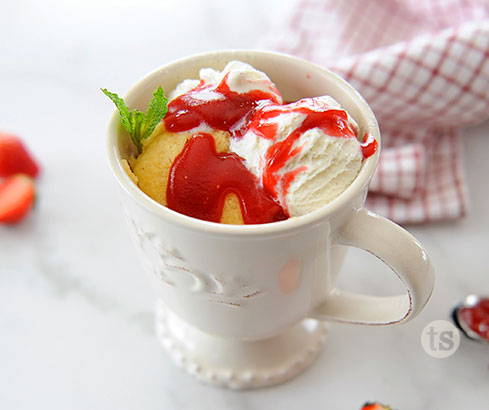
(155, 300, 328, 389)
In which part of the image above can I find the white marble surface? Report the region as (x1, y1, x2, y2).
(1, 1, 488, 409)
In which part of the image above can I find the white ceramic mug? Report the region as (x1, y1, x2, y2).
(106, 50, 435, 389)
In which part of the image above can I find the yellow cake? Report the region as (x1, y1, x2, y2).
(131, 124, 244, 224)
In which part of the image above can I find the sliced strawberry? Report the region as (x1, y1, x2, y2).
(0, 175, 36, 224)
(362, 403, 391, 410)
(0, 133, 40, 178)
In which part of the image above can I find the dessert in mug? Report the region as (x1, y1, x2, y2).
(103, 61, 377, 225)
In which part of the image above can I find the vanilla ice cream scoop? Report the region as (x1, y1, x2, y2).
(169, 60, 282, 104)
(164, 61, 282, 135)
(230, 96, 366, 217)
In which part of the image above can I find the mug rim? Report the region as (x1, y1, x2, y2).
(106, 49, 380, 236)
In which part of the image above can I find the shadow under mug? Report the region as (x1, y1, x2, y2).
(106, 50, 435, 389)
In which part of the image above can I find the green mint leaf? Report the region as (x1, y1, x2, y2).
(101, 89, 133, 135)
(102, 86, 168, 153)
(129, 111, 145, 151)
(141, 87, 168, 140)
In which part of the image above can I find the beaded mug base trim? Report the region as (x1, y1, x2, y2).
(155, 300, 328, 389)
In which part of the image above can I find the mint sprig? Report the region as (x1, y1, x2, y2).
(102, 86, 168, 152)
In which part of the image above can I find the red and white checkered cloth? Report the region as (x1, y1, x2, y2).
(264, 0, 489, 224)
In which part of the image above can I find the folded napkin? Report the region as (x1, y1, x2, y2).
(264, 0, 489, 223)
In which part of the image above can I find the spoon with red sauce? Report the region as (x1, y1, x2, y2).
(452, 295, 489, 343)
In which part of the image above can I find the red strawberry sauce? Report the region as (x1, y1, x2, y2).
(459, 298, 489, 341)
(164, 74, 281, 134)
(164, 75, 377, 224)
(166, 133, 287, 224)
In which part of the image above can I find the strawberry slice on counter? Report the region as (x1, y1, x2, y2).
(0, 133, 40, 178)
(0, 175, 36, 224)
(362, 403, 392, 410)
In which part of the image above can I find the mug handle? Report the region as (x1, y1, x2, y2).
(310, 208, 435, 325)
